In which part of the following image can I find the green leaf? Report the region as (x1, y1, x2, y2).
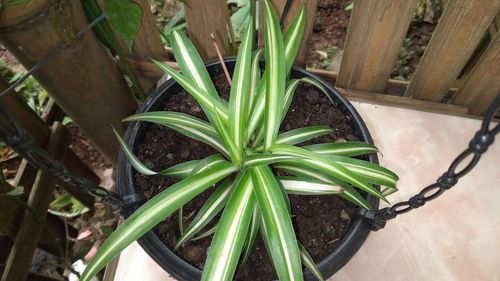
(283, 5, 305, 73)
(161, 7, 185, 44)
(103, 0, 142, 50)
(202, 171, 255, 281)
(323, 154, 399, 188)
(152, 60, 228, 123)
(273, 163, 373, 210)
(5, 186, 24, 196)
(81, 161, 237, 281)
(298, 242, 324, 281)
(230, 2, 251, 39)
(189, 154, 228, 175)
(277, 126, 332, 146)
(249, 49, 264, 112)
(250, 164, 303, 281)
(192, 224, 218, 241)
(278, 176, 344, 195)
(305, 141, 378, 157)
(382, 186, 399, 196)
(124, 112, 230, 158)
(270, 144, 387, 202)
(49, 193, 73, 209)
(241, 203, 261, 265)
(246, 6, 305, 142)
(176, 177, 234, 249)
(228, 17, 254, 154)
(169, 31, 219, 99)
(157, 159, 200, 179)
(243, 153, 299, 168)
(212, 104, 243, 165)
(113, 128, 155, 175)
(125, 111, 217, 135)
(263, 0, 286, 151)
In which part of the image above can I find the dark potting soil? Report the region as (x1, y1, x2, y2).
(133, 74, 358, 281)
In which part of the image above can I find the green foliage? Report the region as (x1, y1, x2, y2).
(81, 0, 146, 99)
(82, 2, 399, 281)
(49, 193, 89, 218)
(0, 0, 32, 11)
(315, 44, 338, 71)
(103, 0, 142, 50)
(1, 59, 48, 117)
(345, 2, 354, 11)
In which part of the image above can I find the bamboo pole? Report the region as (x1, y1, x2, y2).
(0, 0, 138, 164)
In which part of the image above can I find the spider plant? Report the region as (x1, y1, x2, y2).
(81, 1, 398, 280)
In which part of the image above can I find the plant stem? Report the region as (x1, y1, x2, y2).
(210, 33, 232, 85)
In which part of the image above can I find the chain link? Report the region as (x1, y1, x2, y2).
(0, 102, 123, 210)
(365, 95, 500, 231)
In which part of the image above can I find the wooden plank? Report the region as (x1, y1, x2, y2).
(0, 84, 97, 209)
(184, 0, 234, 60)
(337, 0, 418, 93)
(0, 0, 138, 164)
(404, 0, 500, 101)
(130, 0, 166, 60)
(0, 158, 72, 257)
(269, 0, 318, 66)
(131, 0, 168, 91)
(338, 88, 469, 115)
(452, 31, 500, 115)
(0, 266, 60, 281)
(1, 123, 70, 281)
(308, 68, 470, 116)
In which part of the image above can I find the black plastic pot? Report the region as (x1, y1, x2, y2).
(117, 58, 380, 281)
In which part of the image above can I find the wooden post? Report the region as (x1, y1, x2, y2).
(452, 31, 500, 115)
(0, 0, 138, 164)
(0, 80, 97, 208)
(404, 0, 500, 101)
(336, 0, 418, 92)
(129, 0, 168, 91)
(267, 0, 318, 66)
(184, 0, 234, 60)
(1, 122, 70, 281)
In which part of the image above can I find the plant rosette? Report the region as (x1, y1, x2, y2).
(81, 1, 399, 281)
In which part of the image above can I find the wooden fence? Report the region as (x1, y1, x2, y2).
(133, 0, 500, 117)
(0, 0, 499, 280)
(2, 0, 500, 159)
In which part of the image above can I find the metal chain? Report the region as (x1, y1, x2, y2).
(0, 102, 123, 210)
(362, 95, 500, 231)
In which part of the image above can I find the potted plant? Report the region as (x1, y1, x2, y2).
(82, 1, 399, 280)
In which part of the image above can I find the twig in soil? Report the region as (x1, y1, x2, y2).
(210, 33, 232, 85)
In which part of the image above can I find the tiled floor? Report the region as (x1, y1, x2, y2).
(112, 101, 500, 281)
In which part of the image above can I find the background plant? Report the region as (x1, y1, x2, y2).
(82, 1, 398, 280)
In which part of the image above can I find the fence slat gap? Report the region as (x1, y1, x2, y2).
(452, 31, 500, 115)
(404, 0, 500, 101)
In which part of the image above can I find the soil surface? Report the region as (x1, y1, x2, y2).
(133, 74, 360, 280)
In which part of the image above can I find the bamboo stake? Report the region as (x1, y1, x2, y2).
(0, 0, 138, 164)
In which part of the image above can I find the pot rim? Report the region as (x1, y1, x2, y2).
(117, 58, 379, 281)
